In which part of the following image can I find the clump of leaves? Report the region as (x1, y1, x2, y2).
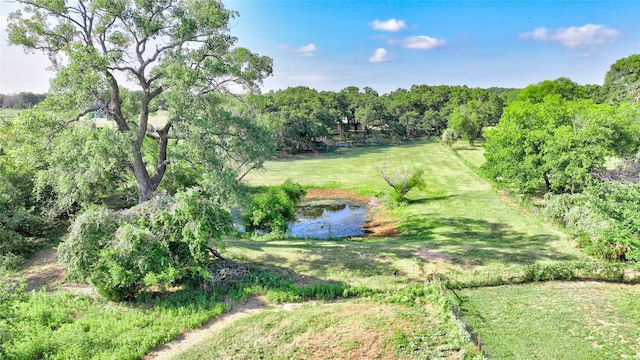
(242, 180, 306, 234)
(58, 188, 232, 301)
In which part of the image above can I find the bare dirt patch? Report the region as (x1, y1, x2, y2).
(144, 296, 267, 360)
(17, 247, 93, 294)
(414, 248, 454, 262)
(20, 247, 65, 291)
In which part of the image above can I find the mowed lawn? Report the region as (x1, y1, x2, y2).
(460, 281, 640, 359)
(235, 141, 588, 288)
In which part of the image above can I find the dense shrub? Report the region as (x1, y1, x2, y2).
(242, 181, 305, 234)
(544, 182, 640, 261)
(58, 188, 233, 301)
(0, 280, 25, 357)
(0, 172, 47, 270)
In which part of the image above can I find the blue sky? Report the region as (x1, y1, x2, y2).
(1, 1, 638, 94)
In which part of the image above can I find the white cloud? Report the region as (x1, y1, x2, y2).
(294, 43, 318, 57)
(401, 35, 447, 50)
(520, 24, 619, 50)
(281, 43, 318, 57)
(369, 48, 392, 63)
(369, 19, 407, 32)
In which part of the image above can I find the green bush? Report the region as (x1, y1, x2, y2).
(0, 280, 25, 357)
(0, 172, 47, 269)
(58, 188, 233, 301)
(242, 181, 305, 234)
(544, 183, 640, 261)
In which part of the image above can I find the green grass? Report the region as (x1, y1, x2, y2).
(237, 141, 587, 288)
(174, 299, 460, 360)
(6, 289, 230, 360)
(459, 281, 640, 359)
(451, 140, 486, 169)
(0, 108, 23, 120)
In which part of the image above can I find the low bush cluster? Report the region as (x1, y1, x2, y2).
(443, 261, 639, 289)
(544, 182, 640, 262)
(242, 180, 305, 234)
(58, 188, 233, 301)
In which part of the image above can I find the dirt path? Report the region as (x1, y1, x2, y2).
(144, 296, 268, 360)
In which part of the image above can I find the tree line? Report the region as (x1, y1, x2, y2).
(0, 92, 47, 109)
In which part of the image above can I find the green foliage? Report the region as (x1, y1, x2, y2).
(242, 181, 305, 234)
(7, 0, 273, 203)
(0, 119, 49, 269)
(5, 288, 227, 360)
(517, 77, 586, 103)
(59, 188, 233, 300)
(601, 54, 640, 103)
(483, 97, 640, 194)
(448, 106, 479, 145)
(0, 280, 25, 357)
(545, 182, 640, 261)
(248, 87, 337, 153)
(379, 166, 426, 203)
(444, 261, 636, 289)
(441, 128, 458, 146)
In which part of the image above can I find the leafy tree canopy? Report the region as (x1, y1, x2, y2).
(517, 77, 587, 103)
(7, 0, 273, 205)
(483, 96, 640, 194)
(601, 54, 640, 104)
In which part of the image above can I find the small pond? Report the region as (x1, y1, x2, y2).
(288, 199, 367, 239)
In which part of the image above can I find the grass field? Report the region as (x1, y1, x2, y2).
(460, 281, 640, 359)
(7, 139, 637, 360)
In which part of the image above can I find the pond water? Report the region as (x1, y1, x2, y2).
(288, 200, 367, 239)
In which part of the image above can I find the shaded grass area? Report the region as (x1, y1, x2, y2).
(450, 140, 486, 169)
(459, 281, 640, 359)
(174, 299, 460, 360)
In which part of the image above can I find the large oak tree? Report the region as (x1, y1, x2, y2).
(7, 0, 273, 203)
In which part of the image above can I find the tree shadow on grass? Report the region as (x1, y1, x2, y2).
(268, 140, 434, 163)
(230, 238, 396, 280)
(406, 194, 458, 205)
(397, 214, 581, 266)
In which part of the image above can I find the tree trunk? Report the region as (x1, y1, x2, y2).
(133, 158, 156, 203)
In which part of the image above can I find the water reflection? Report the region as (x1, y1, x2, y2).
(288, 200, 367, 239)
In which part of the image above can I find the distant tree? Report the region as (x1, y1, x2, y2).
(517, 77, 586, 103)
(448, 106, 479, 145)
(354, 87, 387, 139)
(441, 128, 458, 146)
(249, 87, 336, 153)
(601, 54, 640, 103)
(7, 0, 273, 204)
